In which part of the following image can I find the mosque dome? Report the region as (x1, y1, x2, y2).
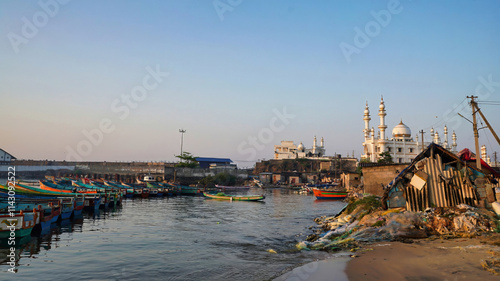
(297, 142, 305, 152)
(392, 121, 411, 137)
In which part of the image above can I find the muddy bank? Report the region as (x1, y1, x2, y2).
(346, 234, 500, 280)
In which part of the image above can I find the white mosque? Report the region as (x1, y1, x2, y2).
(274, 136, 326, 160)
(362, 97, 458, 163)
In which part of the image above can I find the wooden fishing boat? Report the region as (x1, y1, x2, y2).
(158, 183, 179, 197)
(146, 182, 165, 197)
(120, 182, 139, 198)
(312, 188, 348, 200)
(0, 208, 41, 239)
(59, 198, 74, 220)
(73, 196, 85, 216)
(215, 185, 251, 192)
(37, 201, 61, 229)
(180, 186, 201, 196)
(8, 183, 92, 197)
(83, 194, 102, 212)
(203, 192, 265, 201)
(40, 181, 100, 194)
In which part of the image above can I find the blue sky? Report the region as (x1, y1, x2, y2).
(1, 0, 500, 168)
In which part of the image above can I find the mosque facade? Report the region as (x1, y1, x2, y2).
(362, 98, 458, 163)
(274, 136, 326, 160)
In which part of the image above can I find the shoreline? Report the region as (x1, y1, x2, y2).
(346, 235, 500, 280)
(274, 234, 500, 280)
(273, 253, 351, 281)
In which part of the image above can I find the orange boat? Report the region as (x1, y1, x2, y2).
(312, 188, 348, 200)
(39, 181, 99, 194)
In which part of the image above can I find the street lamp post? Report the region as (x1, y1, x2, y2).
(179, 129, 186, 162)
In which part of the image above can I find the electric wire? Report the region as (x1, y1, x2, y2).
(422, 97, 468, 132)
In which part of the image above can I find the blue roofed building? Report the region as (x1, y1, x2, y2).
(195, 157, 236, 169)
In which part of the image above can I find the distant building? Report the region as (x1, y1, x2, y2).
(195, 157, 235, 169)
(480, 145, 495, 167)
(362, 97, 458, 163)
(0, 148, 16, 163)
(274, 136, 326, 160)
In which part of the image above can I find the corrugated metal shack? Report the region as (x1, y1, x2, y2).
(384, 143, 498, 212)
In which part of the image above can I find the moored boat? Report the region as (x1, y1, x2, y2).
(84, 194, 102, 212)
(180, 186, 201, 196)
(215, 185, 251, 192)
(203, 192, 265, 201)
(312, 188, 348, 200)
(0, 208, 41, 239)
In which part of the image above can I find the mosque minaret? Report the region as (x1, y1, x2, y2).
(362, 97, 457, 163)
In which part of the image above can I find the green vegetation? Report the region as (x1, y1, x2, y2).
(377, 151, 393, 164)
(214, 172, 236, 186)
(175, 152, 198, 168)
(199, 172, 236, 186)
(345, 196, 382, 215)
(371, 220, 385, 227)
(199, 175, 215, 186)
(356, 158, 371, 175)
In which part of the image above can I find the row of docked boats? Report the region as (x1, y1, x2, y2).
(0, 178, 123, 240)
(0, 176, 248, 240)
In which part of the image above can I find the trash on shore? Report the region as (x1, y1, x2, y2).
(298, 195, 499, 252)
(267, 249, 277, 254)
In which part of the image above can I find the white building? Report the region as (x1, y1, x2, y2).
(362, 97, 458, 163)
(274, 136, 326, 160)
(0, 148, 16, 163)
(481, 145, 494, 166)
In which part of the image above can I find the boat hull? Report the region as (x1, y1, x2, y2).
(203, 192, 265, 201)
(0, 209, 40, 239)
(312, 188, 348, 200)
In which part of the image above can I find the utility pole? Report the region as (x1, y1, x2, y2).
(419, 130, 425, 152)
(494, 151, 498, 167)
(475, 103, 500, 146)
(179, 129, 186, 162)
(467, 96, 482, 170)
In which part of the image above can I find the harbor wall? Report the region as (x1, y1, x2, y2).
(1, 160, 249, 184)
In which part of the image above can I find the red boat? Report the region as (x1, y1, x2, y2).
(312, 188, 348, 200)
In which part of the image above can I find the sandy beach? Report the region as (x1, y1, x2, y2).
(274, 234, 500, 281)
(346, 234, 500, 281)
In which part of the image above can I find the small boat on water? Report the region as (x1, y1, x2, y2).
(203, 192, 265, 202)
(180, 186, 201, 196)
(0, 208, 41, 239)
(215, 185, 251, 192)
(312, 188, 348, 200)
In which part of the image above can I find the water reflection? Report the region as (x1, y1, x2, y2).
(1, 191, 346, 280)
(0, 205, 122, 269)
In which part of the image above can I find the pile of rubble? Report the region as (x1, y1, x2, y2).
(298, 196, 499, 252)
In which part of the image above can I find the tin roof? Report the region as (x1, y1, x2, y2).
(195, 157, 232, 163)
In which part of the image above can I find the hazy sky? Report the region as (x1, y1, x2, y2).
(1, 0, 500, 168)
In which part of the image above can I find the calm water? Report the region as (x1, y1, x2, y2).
(1, 189, 345, 280)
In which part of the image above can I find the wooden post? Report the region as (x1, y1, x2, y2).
(469, 96, 482, 170)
